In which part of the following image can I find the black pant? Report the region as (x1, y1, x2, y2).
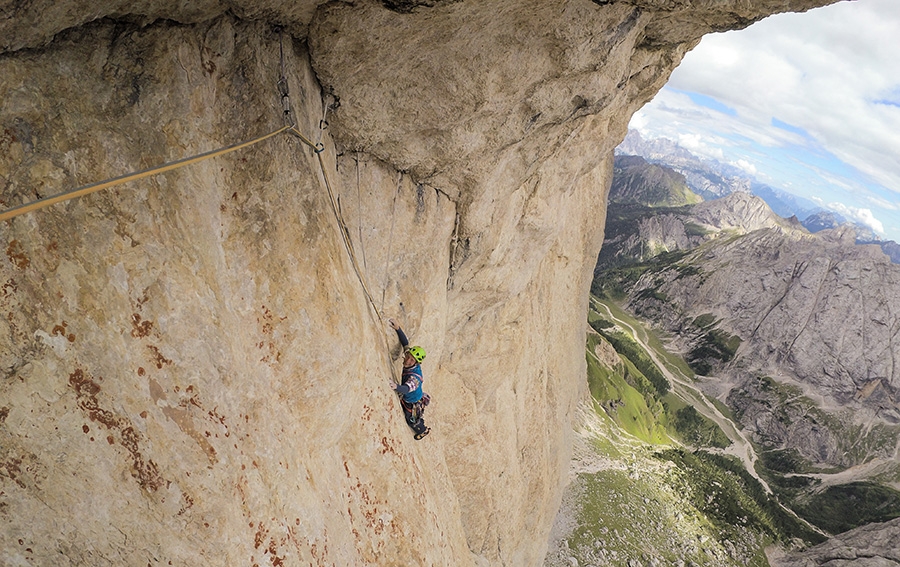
(401, 401, 428, 435)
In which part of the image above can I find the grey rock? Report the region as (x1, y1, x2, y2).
(608, 193, 900, 467)
(773, 518, 900, 567)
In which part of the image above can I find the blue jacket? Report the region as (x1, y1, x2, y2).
(397, 363, 424, 403)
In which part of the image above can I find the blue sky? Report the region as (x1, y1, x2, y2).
(629, 0, 900, 241)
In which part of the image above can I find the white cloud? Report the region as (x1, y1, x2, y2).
(733, 160, 757, 175)
(661, 0, 900, 195)
(629, 111, 648, 131)
(673, 132, 727, 161)
(677, 133, 704, 151)
(631, 0, 900, 240)
(828, 202, 885, 235)
(866, 194, 900, 212)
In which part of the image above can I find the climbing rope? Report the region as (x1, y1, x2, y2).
(0, 125, 292, 223)
(275, 63, 395, 366)
(355, 152, 369, 276)
(0, 121, 386, 336)
(272, 32, 381, 323)
(271, 31, 385, 322)
(286, 122, 400, 381)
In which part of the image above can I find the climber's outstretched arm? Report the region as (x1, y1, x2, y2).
(388, 318, 409, 348)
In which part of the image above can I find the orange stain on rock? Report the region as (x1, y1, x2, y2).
(5, 240, 29, 269)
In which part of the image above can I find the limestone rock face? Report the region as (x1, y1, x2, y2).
(0, 1, 845, 566)
(608, 194, 900, 467)
(638, 225, 900, 410)
(1, 19, 471, 567)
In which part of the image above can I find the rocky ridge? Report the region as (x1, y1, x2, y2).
(619, 129, 900, 260)
(772, 517, 900, 567)
(599, 191, 900, 465)
(611, 154, 702, 207)
(1, 1, 847, 565)
(597, 191, 797, 269)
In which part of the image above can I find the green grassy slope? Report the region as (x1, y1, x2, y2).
(547, 297, 830, 567)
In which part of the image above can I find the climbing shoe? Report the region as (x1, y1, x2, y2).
(414, 427, 431, 440)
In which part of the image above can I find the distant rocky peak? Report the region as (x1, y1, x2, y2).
(691, 191, 799, 235)
(802, 210, 845, 232)
(617, 129, 697, 163)
(610, 154, 702, 207)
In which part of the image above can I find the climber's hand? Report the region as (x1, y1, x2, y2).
(388, 319, 400, 330)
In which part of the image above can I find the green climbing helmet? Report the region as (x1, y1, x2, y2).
(407, 346, 426, 363)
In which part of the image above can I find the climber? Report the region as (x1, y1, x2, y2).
(388, 318, 431, 440)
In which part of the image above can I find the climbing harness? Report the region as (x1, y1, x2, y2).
(400, 393, 430, 423)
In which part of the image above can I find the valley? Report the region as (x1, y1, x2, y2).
(591, 299, 768, 492)
(547, 148, 900, 566)
(547, 294, 826, 567)
(548, 288, 900, 566)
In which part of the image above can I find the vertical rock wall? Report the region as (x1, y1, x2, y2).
(0, 1, 844, 565)
(0, 17, 472, 566)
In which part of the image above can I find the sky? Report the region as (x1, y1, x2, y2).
(629, 0, 900, 241)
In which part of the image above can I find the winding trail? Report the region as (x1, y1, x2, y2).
(596, 300, 900, 491)
(592, 299, 771, 492)
(591, 299, 834, 537)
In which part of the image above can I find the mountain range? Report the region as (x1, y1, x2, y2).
(588, 164, 900, 565)
(616, 130, 900, 263)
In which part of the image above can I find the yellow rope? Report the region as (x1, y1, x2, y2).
(0, 124, 292, 222)
(0, 116, 382, 326)
(276, 34, 398, 383)
(287, 126, 323, 153)
(381, 172, 401, 312)
(0, 106, 396, 355)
